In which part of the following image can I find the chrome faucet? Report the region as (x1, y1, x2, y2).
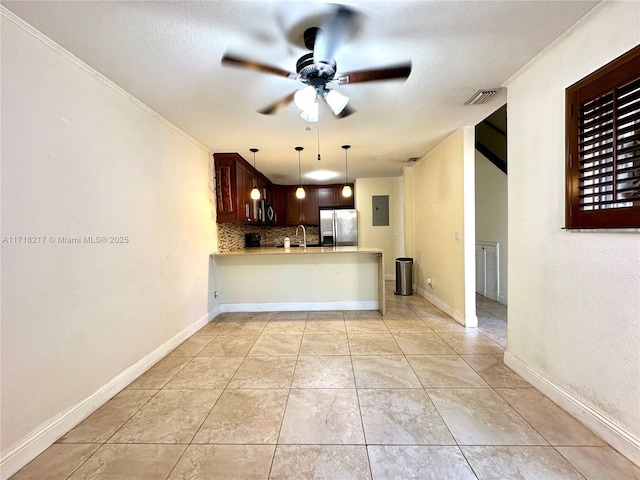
(295, 224, 307, 248)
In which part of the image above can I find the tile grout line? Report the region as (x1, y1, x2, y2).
(266, 311, 307, 478)
(346, 317, 376, 480)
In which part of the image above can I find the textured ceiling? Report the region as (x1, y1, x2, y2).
(2, 1, 599, 184)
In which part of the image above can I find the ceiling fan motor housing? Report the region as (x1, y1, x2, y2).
(297, 27, 337, 88)
(297, 54, 336, 88)
(303, 27, 320, 50)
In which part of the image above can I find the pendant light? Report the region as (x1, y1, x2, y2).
(341, 144, 352, 198)
(295, 146, 306, 199)
(249, 148, 261, 200)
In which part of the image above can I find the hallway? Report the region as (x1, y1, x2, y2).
(11, 284, 640, 479)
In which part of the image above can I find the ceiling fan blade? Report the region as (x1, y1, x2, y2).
(222, 53, 298, 79)
(313, 5, 360, 64)
(337, 63, 412, 84)
(258, 91, 297, 115)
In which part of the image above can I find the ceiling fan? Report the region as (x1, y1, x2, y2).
(221, 4, 411, 121)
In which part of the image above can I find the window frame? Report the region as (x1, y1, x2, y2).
(565, 45, 640, 229)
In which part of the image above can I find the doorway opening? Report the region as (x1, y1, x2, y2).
(475, 104, 508, 344)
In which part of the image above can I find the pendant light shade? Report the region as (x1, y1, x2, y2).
(249, 148, 261, 200)
(295, 146, 305, 199)
(342, 144, 352, 197)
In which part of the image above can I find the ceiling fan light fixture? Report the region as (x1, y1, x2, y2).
(300, 105, 319, 123)
(325, 89, 349, 115)
(294, 85, 317, 111)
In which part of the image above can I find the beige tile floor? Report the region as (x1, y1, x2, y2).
(11, 284, 640, 479)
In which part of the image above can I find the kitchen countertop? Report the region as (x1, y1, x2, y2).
(213, 246, 383, 256)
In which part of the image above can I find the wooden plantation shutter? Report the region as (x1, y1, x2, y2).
(566, 45, 640, 228)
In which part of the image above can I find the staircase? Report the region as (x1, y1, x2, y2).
(476, 105, 507, 174)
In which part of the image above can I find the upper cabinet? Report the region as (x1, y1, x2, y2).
(272, 185, 287, 226)
(318, 185, 355, 208)
(214, 153, 269, 224)
(286, 187, 319, 226)
(214, 153, 354, 225)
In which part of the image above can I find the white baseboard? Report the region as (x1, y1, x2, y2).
(498, 294, 508, 305)
(414, 286, 472, 326)
(219, 301, 379, 313)
(504, 350, 640, 468)
(0, 308, 217, 480)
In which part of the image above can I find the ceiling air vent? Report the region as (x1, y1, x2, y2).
(464, 88, 502, 105)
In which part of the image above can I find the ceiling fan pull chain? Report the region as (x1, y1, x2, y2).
(317, 121, 321, 161)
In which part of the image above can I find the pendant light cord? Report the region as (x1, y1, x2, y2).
(342, 144, 351, 185)
(295, 146, 304, 187)
(342, 145, 351, 185)
(345, 149, 348, 180)
(341, 144, 352, 198)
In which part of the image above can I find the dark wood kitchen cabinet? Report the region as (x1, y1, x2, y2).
(240, 164, 253, 222)
(214, 152, 268, 224)
(272, 185, 287, 226)
(317, 184, 355, 208)
(285, 186, 319, 226)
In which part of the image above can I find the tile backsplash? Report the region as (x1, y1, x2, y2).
(217, 223, 319, 251)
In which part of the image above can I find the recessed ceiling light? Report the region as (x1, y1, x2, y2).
(305, 170, 339, 181)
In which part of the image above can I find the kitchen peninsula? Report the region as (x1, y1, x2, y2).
(212, 246, 385, 315)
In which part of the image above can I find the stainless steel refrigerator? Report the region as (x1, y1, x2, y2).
(319, 208, 358, 246)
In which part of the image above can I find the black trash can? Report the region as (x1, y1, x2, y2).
(395, 257, 413, 296)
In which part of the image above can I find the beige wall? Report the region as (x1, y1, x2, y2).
(505, 1, 640, 464)
(354, 177, 404, 276)
(475, 150, 508, 304)
(402, 167, 415, 263)
(405, 128, 476, 325)
(1, 11, 218, 475)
